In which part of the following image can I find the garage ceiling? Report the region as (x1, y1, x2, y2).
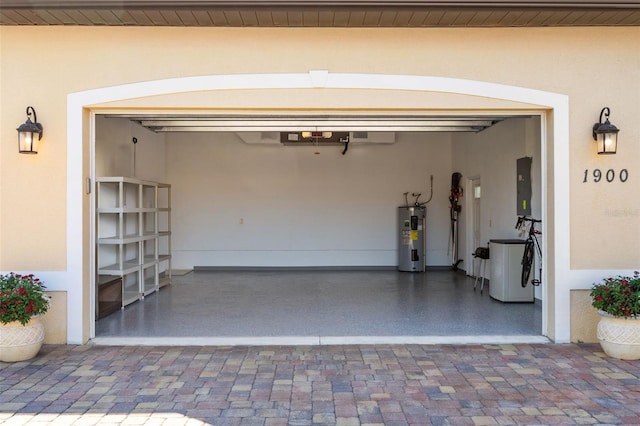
(2, 0, 639, 27)
(110, 113, 519, 133)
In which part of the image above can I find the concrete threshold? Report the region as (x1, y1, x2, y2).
(90, 335, 550, 346)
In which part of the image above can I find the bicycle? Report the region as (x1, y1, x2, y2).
(515, 216, 542, 288)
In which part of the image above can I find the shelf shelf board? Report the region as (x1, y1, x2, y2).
(98, 275, 121, 286)
(122, 291, 141, 306)
(143, 282, 156, 295)
(98, 234, 143, 244)
(97, 176, 138, 184)
(97, 176, 171, 187)
(140, 233, 159, 241)
(141, 256, 158, 267)
(98, 262, 140, 275)
(142, 290, 156, 297)
(97, 207, 140, 214)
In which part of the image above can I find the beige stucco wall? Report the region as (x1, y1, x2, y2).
(1, 26, 638, 270)
(1, 26, 638, 341)
(571, 290, 601, 343)
(42, 291, 67, 344)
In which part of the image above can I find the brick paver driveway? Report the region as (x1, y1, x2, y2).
(2, 343, 640, 425)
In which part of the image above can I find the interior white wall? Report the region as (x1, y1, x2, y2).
(95, 116, 166, 181)
(94, 117, 539, 273)
(453, 117, 542, 297)
(165, 132, 453, 268)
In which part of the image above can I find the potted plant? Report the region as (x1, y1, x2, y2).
(590, 271, 640, 360)
(0, 273, 50, 362)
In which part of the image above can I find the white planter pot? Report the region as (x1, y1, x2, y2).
(597, 312, 640, 360)
(0, 317, 45, 362)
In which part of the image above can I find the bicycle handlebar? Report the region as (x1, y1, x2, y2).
(515, 216, 542, 229)
(516, 216, 541, 223)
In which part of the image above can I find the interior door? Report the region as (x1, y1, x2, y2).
(466, 177, 482, 277)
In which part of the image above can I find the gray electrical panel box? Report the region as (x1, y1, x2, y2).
(517, 157, 532, 216)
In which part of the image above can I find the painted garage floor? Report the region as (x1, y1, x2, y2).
(94, 270, 543, 345)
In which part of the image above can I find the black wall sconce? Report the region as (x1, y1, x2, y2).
(17, 106, 43, 154)
(592, 107, 619, 155)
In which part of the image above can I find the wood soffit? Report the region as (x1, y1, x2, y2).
(1, 1, 639, 27)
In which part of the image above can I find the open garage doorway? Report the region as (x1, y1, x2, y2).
(91, 111, 544, 345)
(64, 71, 570, 344)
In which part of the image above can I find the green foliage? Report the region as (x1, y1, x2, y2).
(0, 273, 50, 326)
(591, 271, 640, 318)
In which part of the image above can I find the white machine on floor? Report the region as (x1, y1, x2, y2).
(489, 239, 534, 302)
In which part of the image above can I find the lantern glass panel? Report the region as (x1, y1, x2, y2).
(19, 131, 38, 153)
(596, 132, 617, 154)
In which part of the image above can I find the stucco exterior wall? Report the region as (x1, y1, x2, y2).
(42, 291, 67, 344)
(1, 25, 638, 342)
(2, 26, 638, 270)
(571, 289, 601, 343)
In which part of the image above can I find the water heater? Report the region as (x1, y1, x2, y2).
(398, 206, 426, 272)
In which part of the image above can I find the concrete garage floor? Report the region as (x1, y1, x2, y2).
(93, 269, 544, 345)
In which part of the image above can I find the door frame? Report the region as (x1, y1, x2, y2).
(66, 71, 569, 343)
(465, 176, 481, 278)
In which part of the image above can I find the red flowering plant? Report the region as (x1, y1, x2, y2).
(0, 273, 50, 326)
(590, 271, 640, 318)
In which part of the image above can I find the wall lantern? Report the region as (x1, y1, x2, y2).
(17, 106, 43, 154)
(592, 107, 619, 155)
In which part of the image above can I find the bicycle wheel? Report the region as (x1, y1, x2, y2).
(521, 240, 534, 287)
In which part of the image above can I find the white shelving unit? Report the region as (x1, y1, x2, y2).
(96, 177, 171, 317)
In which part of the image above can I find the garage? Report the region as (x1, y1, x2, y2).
(90, 103, 545, 344)
(4, 0, 637, 346)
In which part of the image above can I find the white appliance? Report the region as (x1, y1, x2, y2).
(398, 206, 426, 272)
(489, 239, 534, 302)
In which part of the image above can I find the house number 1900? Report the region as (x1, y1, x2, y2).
(583, 168, 628, 183)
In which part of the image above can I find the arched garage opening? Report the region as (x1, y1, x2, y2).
(66, 71, 570, 344)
